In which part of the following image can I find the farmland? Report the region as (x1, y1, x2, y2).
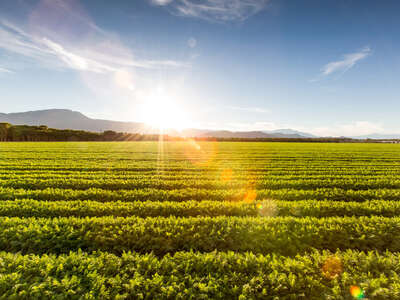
(1, 141, 400, 299)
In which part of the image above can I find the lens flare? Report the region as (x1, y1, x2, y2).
(221, 168, 233, 182)
(350, 286, 365, 299)
(244, 189, 257, 203)
(321, 256, 343, 280)
(188, 139, 201, 150)
(257, 199, 278, 217)
(156, 133, 165, 175)
(183, 139, 218, 168)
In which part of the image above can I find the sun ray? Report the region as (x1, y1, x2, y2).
(157, 128, 165, 176)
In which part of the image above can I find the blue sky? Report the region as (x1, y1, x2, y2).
(1, 0, 400, 136)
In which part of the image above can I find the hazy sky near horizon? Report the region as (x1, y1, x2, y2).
(1, 0, 400, 136)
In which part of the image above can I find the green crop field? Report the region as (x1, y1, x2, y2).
(1, 141, 400, 299)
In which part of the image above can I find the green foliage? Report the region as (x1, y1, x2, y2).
(0, 199, 256, 218)
(0, 250, 400, 299)
(1, 199, 400, 218)
(0, 141, 400, 298)
(0, 215, 399, 255)
(0, 123, 10, 141)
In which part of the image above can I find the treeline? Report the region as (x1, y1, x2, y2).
(0, 123, 177, 142)
(0, 122, 393, 142)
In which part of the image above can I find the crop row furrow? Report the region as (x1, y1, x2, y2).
(3, 178, 400, 190)
(1, 187, 400, 201)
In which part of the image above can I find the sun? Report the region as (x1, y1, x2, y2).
(137, 83, 193, 131)
(140, 97, 191, 131)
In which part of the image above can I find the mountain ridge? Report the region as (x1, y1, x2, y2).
(0, 109, 316, 138)
(352, 133, 400, 139)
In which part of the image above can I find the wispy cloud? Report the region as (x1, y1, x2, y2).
(0, 66, 13, 73)
(41, 38, 108, 73)
(0, 1, 187, 73)
(228, 106, 269, 113)
(152, 0, 174, 5)
(322, 47, 371, 75)
(312, 47, 371, 81)
(151, 0, 270, 22)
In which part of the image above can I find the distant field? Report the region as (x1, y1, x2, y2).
(1, 141, 400, 299)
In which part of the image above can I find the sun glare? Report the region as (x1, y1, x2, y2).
(140, 90, 191, 131)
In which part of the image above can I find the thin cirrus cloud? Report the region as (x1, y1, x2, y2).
(151, 0, 174, 5)
(0, 20, 187, 73)
(151, 0, 270, 22)
(322, 46, 371, 75)
(0, 0, 187, 74)
(311, 47, 371, 81)
(0, 66, 13, 73)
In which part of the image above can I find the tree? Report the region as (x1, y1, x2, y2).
(0, 123, 11, 141)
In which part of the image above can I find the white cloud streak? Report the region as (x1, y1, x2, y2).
(321, 47, 371, 76)
(152, 0, 270, 22)
(0, 66, 13, 73)
(0, 0, 187, 73)
(42, 38, 102, 72)
(152, 0, 174, 5)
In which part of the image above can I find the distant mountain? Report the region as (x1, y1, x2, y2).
(0, 109, 316, 139)
(353, 133, 400, 139)
(264, 129, 316, 138)
(170, 128, 316, 139)
(0, 109, 149, 133)
(193, 130, 310, 139)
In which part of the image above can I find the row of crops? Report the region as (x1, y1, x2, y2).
(0, 141, 399, 299)
(3, 199, 400, 217)
(3, 186, 400, 201)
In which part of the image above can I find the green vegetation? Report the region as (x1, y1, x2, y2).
(3, 199, 400, 218)
(1, 215, 399, 255)
(0, 122, 370, 142)
(1, 250, 400, 299)
(0, 123, 172, 142)
(0, 141, 400, 298)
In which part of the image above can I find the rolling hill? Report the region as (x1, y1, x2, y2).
(0, 109, 315, 138)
